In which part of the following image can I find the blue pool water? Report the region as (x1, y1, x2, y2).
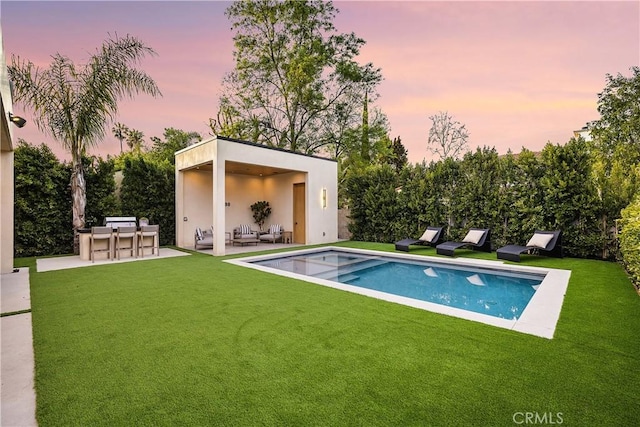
(252, 250, 545, 320)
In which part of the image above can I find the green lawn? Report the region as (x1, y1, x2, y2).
(23, 242, 640, 426)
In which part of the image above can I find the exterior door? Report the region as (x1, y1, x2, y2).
(293, 183, 306, 244)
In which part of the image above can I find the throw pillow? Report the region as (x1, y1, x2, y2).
(419, 229, 438, 243)
(195, 227, 203, 240)
(462, 229, 485, 245)
(526, 233, 554, 249)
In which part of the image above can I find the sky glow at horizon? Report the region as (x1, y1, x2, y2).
(2, 1, 639, 163)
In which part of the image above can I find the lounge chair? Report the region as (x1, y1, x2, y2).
(194, 226, 213, 249)
(395, 226, 444, 252)
(260, 224, 283, 243)
(497, 230, 563, 262)
(436, 228, 492, 257)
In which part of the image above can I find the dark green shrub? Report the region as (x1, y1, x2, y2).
(14, 141, 73, 256)
(346, 164, 401, 242)
(120, 156, 175, 246)
(84, 155, 119, 227)
(619, 196, 640, 291)
(540, 138, 604, 258)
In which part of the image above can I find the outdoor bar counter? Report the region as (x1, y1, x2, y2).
(77, 226, 159, 261)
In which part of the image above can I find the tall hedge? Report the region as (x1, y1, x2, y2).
(14, 141, 73, 257)
(120, 156, 176, 246)
(539, 138, 602, 258)
(14, 142, 175, 256)
(84, 156, 120, 228)
(346, 139, 611, 259)
(346, 164, 401, 243)
(619, 196, 640, 291)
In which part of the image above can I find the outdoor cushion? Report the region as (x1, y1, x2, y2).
(269, 224, 281, 235)
(419, 228, 438, 243)
(462, 229, 485, 245)
(526, 232, 554, 249)
(195, 227, 203, 240)
(240, 224, 252, 235)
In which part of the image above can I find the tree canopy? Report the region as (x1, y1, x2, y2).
(591, 66, 640, 161)
(590, 66, 640, 219)
(214, 0, 384, 155)
(426, 111, 469, 160)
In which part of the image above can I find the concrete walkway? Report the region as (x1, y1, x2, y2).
(194, 242, 303, 256)
(1, 267, 37, 427)
(36, 247, 190, 272)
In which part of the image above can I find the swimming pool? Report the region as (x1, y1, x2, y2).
(226, 247, 571, 339)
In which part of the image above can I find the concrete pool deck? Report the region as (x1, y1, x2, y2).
(226, 246, 572, 339)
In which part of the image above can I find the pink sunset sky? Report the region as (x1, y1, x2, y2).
(2, 0, 639, 163)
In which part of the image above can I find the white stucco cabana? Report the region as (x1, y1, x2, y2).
(175, 136, 338, 256)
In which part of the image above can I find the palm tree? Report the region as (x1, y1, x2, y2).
(126, 129, 145, 155)
(8, 34, 161, 253)
(112, 122, 129, 154)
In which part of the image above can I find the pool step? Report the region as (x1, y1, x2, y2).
(314, 259, 388, 282)
(338, 273, 359, 283)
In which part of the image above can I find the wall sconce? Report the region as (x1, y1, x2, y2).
(9, 113, 27, 128)
(322, 188, 327, 209)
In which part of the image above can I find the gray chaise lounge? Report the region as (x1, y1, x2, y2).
(395, 226, 444, 252)
(497, 230, 563, 262)
(436, 228, 492, 257)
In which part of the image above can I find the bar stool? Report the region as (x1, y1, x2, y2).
(138, 225, 159, 257)
(115, 226, 137, 260)
(90, 226, 113, 262)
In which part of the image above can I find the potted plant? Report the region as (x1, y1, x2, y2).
(250, 201, 271, 231)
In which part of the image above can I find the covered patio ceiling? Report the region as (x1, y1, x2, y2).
(185, 160, 297, 177)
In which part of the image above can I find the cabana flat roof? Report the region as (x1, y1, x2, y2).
(176, 135, 337, 163)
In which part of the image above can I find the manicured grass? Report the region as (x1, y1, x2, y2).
(27, 242, 640, 426)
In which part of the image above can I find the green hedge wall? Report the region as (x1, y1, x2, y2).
(346, 139, 613, 259)
(120, 156, 176, 246)
(14, 142, 176, 256)
(619, 197, 640, 290)
(14, 142, 73, 257)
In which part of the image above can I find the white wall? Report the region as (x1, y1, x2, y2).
(225, 171, 309, 234)
(225, 173, 264, 230)
(1, 25, 15, 273)
(182, 169, 213, 238)
(175, 139, 216, 248)
(263, 171, 306, 233)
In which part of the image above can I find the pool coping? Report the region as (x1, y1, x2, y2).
(225, 246, 571, 339)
